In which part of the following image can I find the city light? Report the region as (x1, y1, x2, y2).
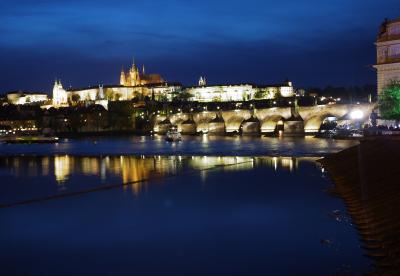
(350, 110, 364, 120)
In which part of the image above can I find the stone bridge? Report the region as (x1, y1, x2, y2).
(153, 103, 375, 135)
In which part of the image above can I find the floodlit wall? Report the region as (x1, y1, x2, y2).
(7, 93, 48, 105)
(186, 85, 254, 102)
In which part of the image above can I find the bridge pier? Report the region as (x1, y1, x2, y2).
(180, 117, 197, 134)
(283, 119, 305, 136)
(241, 116, 261, 135)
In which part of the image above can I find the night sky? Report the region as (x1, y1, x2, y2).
(0, 0, 399, 93)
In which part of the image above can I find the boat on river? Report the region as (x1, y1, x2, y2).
(165, 126, 182, 142)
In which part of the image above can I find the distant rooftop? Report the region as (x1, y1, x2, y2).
(377, 17, 400, 42)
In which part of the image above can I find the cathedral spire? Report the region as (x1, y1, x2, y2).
(142, 64, 145, 75)
(132, 57, 136, 69)
(120, 68, 126, 86)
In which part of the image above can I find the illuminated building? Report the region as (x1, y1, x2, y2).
(374, 17, 400, 94)
(52, 79, 68, 107)
(6, 91, 48, 105)
(185, 80, 294, 102)
(66, 83, 182, 104)
(120, 59, 164, 86)
(44, 58, 295, 107)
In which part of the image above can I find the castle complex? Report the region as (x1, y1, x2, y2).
(374, 17, 400, 94)
(2, 57, 295, 108)
(48, 58, 294, 108)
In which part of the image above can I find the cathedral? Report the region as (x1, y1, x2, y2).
(120, 60, 164, 86)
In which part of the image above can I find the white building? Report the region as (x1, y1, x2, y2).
(374, 17, 400, 94)
(185, 80, 294, 102)
(7, 92, 48, 105)
(52, 80, 68, 106)
(66, 83, 182, 103)
(186, 84, 254, 102)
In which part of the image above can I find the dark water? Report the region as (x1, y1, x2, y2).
(0, 135, 358, 156)
(0, 137, 369, 275)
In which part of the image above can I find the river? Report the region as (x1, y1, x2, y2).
(0, 136, 370, 275)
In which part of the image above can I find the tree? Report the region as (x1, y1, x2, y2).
(171, 90, 193, 102)
(254, 90, 266, 99)
(212, 96, 221, 102)
(158, 94, 169, 102)
(114, 93, 122, 101)
(105, 89, 114, 100)
(71, 94, 80, 103)
(378, 81, 400, 121)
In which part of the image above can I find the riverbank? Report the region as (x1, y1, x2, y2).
(320, 138, 400, 274)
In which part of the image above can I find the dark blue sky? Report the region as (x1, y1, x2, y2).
(0, 0, 399, 93)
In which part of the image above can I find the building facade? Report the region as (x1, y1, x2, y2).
(52, 80, 68, 106)
(7, 92, 48, 105)
(186, 80, 294, 102)
(66, 83, 182, 104)
(374, 17, 400, 94)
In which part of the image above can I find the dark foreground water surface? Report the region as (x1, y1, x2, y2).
(0, 137, 369, 275)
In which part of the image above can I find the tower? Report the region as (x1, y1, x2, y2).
(119, 57, 164, 87)
(129, 61, 140, 86)
(199, 76, 206, 86)
(374, 18, 400, 95)
(52, 79, 68, 106)
(120, 68, 126, 86)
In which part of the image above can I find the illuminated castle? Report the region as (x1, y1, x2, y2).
(120, 59, 164, 86)
(45, 58, 294, 109)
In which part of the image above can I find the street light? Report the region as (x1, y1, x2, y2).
(350, 110, 364, 120)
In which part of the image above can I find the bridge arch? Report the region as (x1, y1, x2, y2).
(194, 111, 217, 133)
(221, 110, 251, 133)
(260, 115, 285, 134)
(241, 116, 261, 134)
(304, 113, 339, 134)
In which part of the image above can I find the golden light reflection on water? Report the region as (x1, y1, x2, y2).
(54, 155, 71, 183)
(1, 155, 318, 196)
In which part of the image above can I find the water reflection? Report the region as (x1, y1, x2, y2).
(54, 155, 71, 183)
(3, 155, 314, 180)
(0, 155, 318, 199)
(0, 155, 316, 183)
(0, 152, 368, 275)
(321, 140, 400, 274)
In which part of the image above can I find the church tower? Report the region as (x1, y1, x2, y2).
(199, 76, 207, 86)
(52, 79, 68, 107)
(129, 59, 141, 86)
(119, 57, 164, 87)
(374, 17, 400, 94)
(120, 68, 126, 86)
